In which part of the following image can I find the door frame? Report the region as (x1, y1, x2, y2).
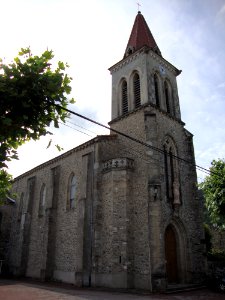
(165, 225, 178, 283)
(164, 218, 188, 284)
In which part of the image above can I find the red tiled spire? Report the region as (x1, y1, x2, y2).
(124, 11, 161, 58)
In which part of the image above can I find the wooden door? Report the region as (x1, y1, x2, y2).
(165, 226, 178, 283)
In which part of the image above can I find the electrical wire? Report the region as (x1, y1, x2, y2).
(51, 101, 214, 176)
(65, 119, 98, 135)
(58, 121, 94, 137)
(59, 114, 214, 180)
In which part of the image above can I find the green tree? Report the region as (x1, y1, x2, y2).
(200, 159, 225, 229)
(0, 47, 74, 202)
(0, 170, 13, 203)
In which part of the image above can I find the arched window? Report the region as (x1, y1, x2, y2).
(68, 174, 76, 209)
(154, 74, 160, 108)
(39, 184, 46, 217)
(121, 80, 128, 115)
(164, 138, 180, 206)
(133, 73, 141, 108)
(164, 81, 170, 113)
(18, 192, 24, 220)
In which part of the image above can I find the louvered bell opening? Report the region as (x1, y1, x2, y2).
(122, 81, 128, 115)
(164, 82, 170, 114)
(154, 74, 160, 108)
(133, 74, 141, 108)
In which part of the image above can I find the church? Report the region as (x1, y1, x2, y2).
(4, 11, 205, 291)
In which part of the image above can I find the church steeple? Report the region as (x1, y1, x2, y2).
(109, 11, 181, 122)
(124, 11, 161, 58)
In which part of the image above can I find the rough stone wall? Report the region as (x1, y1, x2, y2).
(8, 106, 205, 291)
(109, 45, 205, 289)
(110, 48, 181, 121)
(92, 159, 134, 288)
(9, 137, 114, 285)
(110, 103, 205, 288)
(146, 51, 181, 120)
(109, 109, 153, 290)
(110, 49, 148, 119)
(9, 178, 28, 275)
(0, 203, 15, 274)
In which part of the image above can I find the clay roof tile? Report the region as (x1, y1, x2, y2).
(124, 11, 161, 58)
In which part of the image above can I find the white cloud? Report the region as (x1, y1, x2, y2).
(2, 0, 225, 180)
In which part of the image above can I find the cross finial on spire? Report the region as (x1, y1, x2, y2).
(137, 2, 141, 12)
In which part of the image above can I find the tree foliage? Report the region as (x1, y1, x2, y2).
(0, 170, 13, 204)
(200, 159, 225, 229)
(0, 48, 74, 201)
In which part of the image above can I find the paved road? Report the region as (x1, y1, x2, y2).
(0, 279, 224, 300)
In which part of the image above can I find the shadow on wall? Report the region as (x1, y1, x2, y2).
(0, 197, 16, 277)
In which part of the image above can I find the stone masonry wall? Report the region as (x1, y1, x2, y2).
(9, 137, 116, 285)
(110, 103, 205, 288)
(8, 102, 205, 290)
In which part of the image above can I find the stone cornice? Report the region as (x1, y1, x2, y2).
(109, 103, 185, 126)
(108, 46, 181, 76)
(148, 49, 181, 77)
(108, 47, 145, 74)
(102, 157, 134, 173)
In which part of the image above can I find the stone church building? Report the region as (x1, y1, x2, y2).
(4, 12, 206, 291)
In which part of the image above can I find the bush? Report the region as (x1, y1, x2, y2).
(207, 249, 225, 262)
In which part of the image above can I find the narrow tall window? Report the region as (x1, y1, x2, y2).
(122, 80, 128, 115)
(164, 146, 170, 200)
(133, 73, 141, 108)
(154, 74, 160, 107)
(164, 139, 180, 205)
(164, 81, 170, 113)
(39, 184, 46, 216)
(69, 175, 76, 209)
(164, 147, 174, 202)
(18, 192, 24, 220)
(168, 148, 174, 200)
(169, 149, 174, 189)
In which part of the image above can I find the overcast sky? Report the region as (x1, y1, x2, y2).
(2, 0, 225, 182)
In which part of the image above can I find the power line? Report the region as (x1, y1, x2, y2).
(58, 121, 94, 138)
(65, 119, 97, 135)
(60, 119, 181, 181)
(50, 101, 213, 175)
(60, 120, 215, 180)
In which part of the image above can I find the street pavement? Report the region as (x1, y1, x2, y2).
(0, 279, 224, 300)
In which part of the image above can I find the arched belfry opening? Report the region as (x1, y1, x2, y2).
(154, 73, 160, 108)
(164, 81, 170, 114)
(121, 79, 128, 115)
(133, 72, 141, 108)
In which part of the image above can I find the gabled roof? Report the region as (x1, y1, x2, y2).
(124, 11, 161, 58)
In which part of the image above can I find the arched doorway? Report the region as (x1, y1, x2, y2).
(165, 225, 178, 283)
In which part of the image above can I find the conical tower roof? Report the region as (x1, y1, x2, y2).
(124, 11, 161, 58)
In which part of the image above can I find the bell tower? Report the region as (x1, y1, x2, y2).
(109, 11, 182, 124)
(108, 11, 205, 291)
